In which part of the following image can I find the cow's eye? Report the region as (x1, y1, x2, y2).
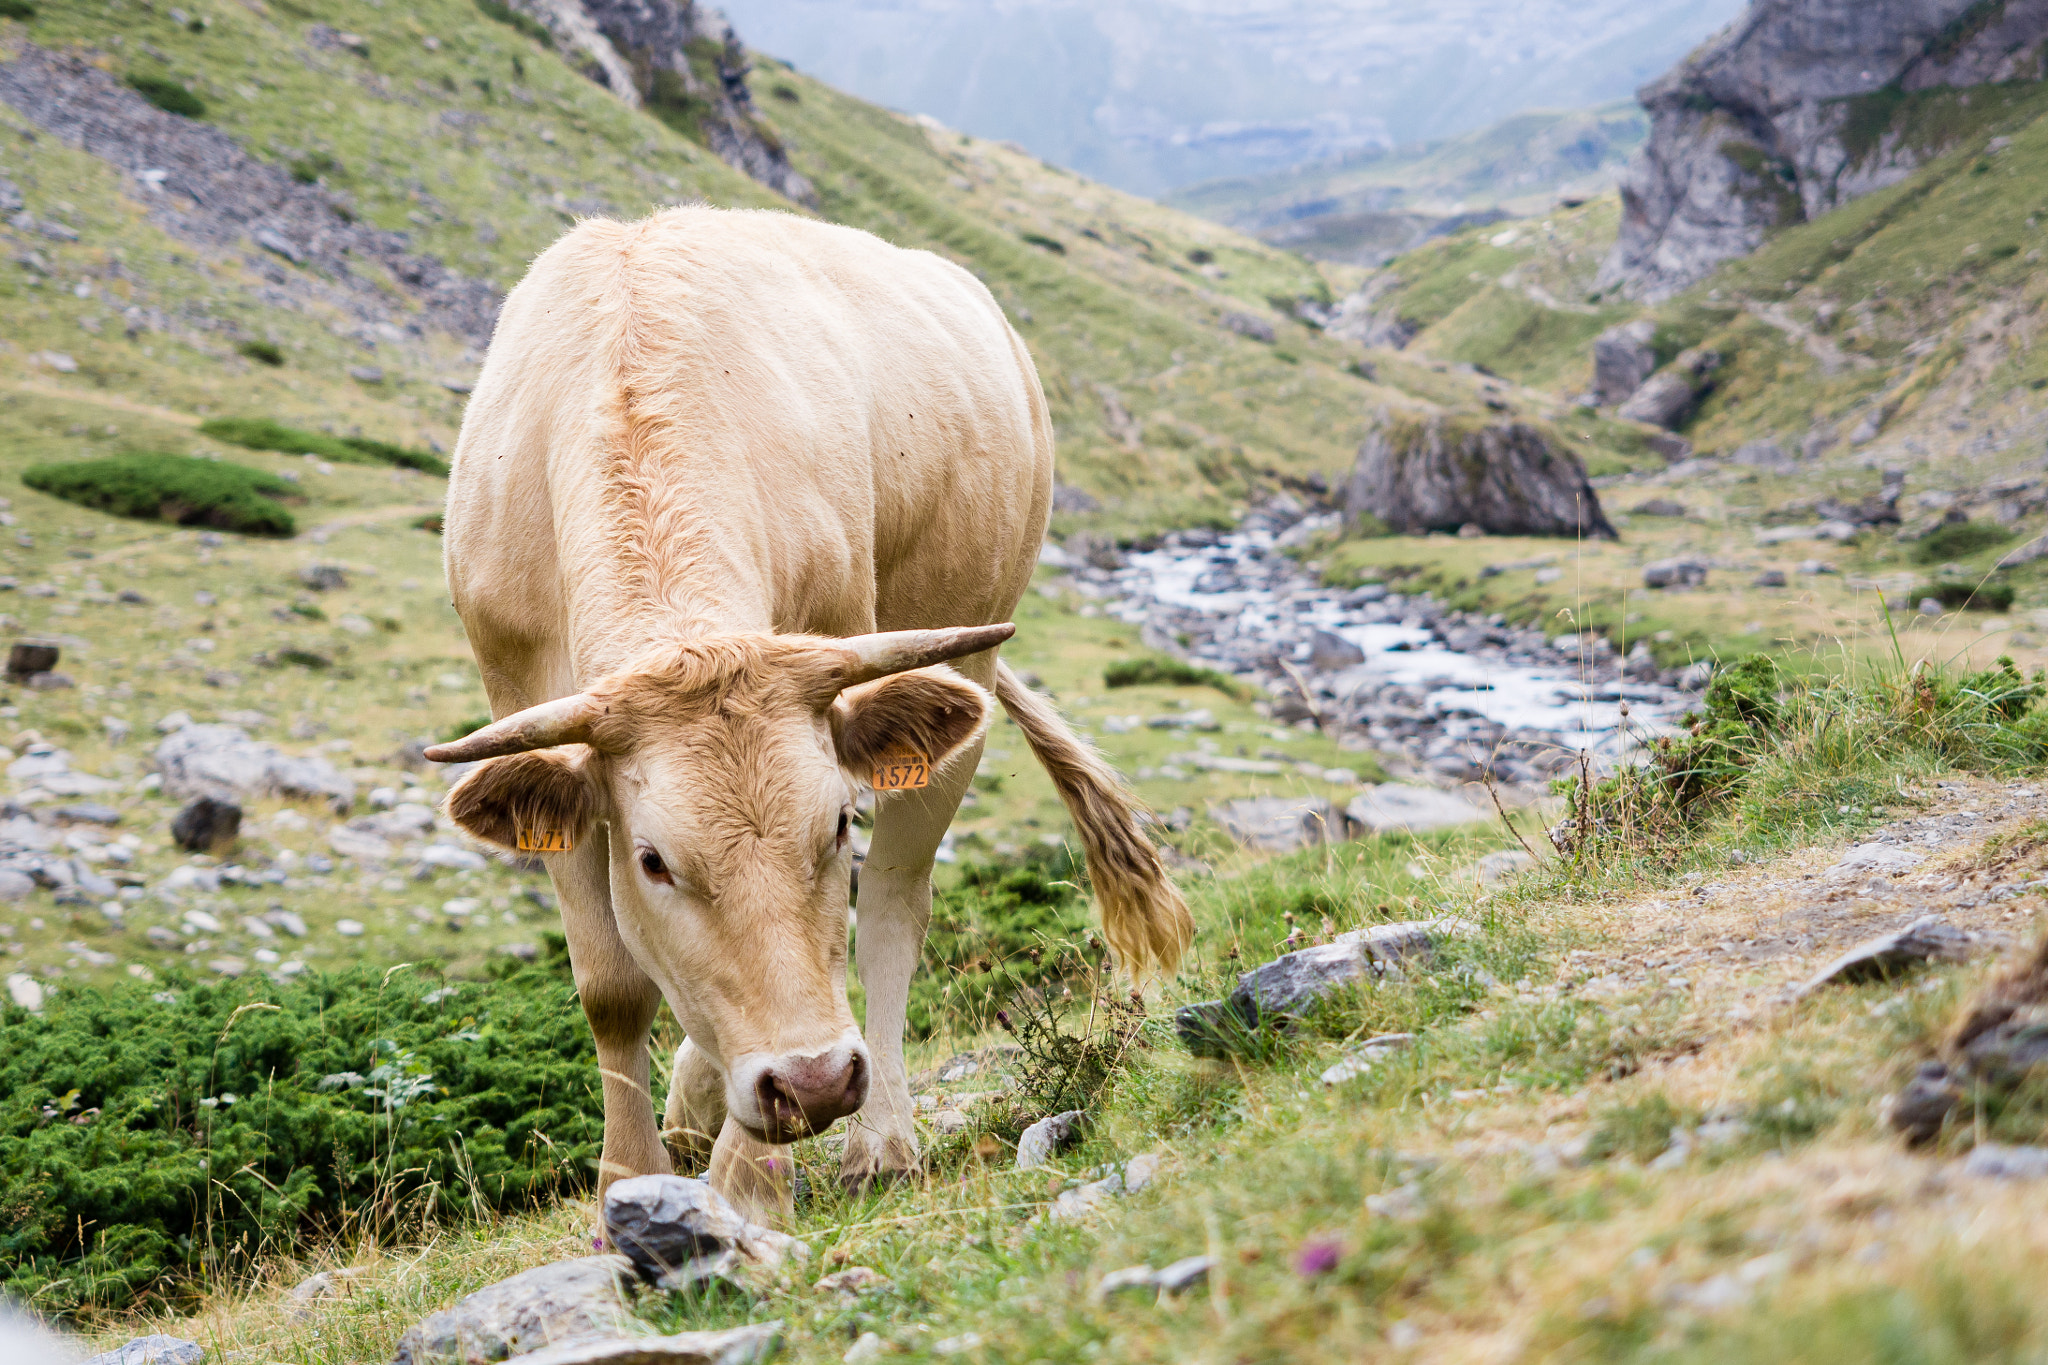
(638, 848, 672, 885)
(835, 806, 852, 851)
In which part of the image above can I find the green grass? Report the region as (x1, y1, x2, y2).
(22, 453, 298, 536)
(199, 419, 449, 478)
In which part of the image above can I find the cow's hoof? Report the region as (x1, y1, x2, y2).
(839, 1132, 919, 1193)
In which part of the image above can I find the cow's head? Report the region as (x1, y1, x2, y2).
(425, 625, 1009, 1143)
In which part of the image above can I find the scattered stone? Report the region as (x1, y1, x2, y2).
(1016, 1110, 1087, 1169)
(5, 641, 59, 680)
(1884, 1061, 1963, 1143)
(82, 1336, 206, 1365)
(1221, 310, 1275, 343)
(1642, 556, 1708, 589)
(7, 972, 45, 1012)
(815, 1267, 890, 1299)
(1795, 915, 1974, 996)
(1591, 319, 1657, 406)
(53, 803, 121, 825)
(0, 869, 36, 900)
(843, 1333, 885, 1364)
(1210, 795, 1353, 852)
(1616, 348, 1719, 430)
(602, 1175, 804, 1282)
(511, 1328, 784, 1365)
(1829, 843, 1925, 876)
(1752, 569, 1788, 588)
(1344, 416, 1615, 539)
(1345, 785, 1488, 832)
(155, 724, 354, 812)
(1631, 498, 1689, 517)
(336, 919, 365, 936)
(1178, 920, 1465, 1056)
(1997, 534, 2048, 569)
(1320, 1032, 1415, 1085)
(1472, 849, 1536, 884)
(1960, 1144, 2048, 1181)
(1731, 439, 1793, 471)
(1799, 558, 1838, 576)
(170, 795, 242, 853)
(349, 364, 385, 384)
(299, 563, 348, 591)
(390, 1256, 635, 1365)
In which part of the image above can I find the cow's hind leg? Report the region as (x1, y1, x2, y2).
(556, 833, 672, 1194)
(840, 653, 993, 1191)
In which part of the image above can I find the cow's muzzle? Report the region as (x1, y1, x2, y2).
(730, 1039, 869, 1143)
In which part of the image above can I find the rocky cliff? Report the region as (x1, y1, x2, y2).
(1599, 0, 2048, 300)
(512, 0, 815, 206)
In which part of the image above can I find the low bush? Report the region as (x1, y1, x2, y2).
(23, 454, 297, 536)
(1103, 654, 1245, 698)
(1915, 520, 2013, 563)
(0, 0, 38, 20)
(0, 958, 604, 1318)
(476, 0, 553, 47)
(287, 152, 339, 185)
(199, 417, 450, 478)
(235, 339, 285, 367)
(125, 74, 205, 119)
(1920, 578, 2016, 611)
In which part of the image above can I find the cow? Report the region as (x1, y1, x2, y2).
(425, 206, 1194, 1224)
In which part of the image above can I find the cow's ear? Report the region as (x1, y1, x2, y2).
(831, 667, 991, 784)
(444, 749, 601, 852)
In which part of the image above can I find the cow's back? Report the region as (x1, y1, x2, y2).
(446, 208, 1052, 688)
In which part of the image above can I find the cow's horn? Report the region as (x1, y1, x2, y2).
(838, 623, 1016, 686)
(422, 692, 605, 762)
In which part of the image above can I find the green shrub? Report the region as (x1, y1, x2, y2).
(198, 417, 449, 477)
(1920, 578, 2016, 611)
(0, 960, 603, 1316)
(0, 0, 38, 20)
(23, 454, 297, 536)
(126, 74, 205, 119)
(908, 848, 1093, 1040)
(1915, 520, 2013, 563)
(1020, 232, 1066, 255)
(286, 152, 339, 185)
(476, 0, 553, 47)
(236, 339, 285, 367)
(1102, 655, 1245, 698)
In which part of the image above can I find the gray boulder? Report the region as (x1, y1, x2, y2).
(171, 796, 242, 853)
(1642, 556, 1709, 589)
(1307, 629, 1365, 671)
(84, 1337, 206, 1365)
(1345, 415, 1614, 540)
(1345, 784, 1487, 833)
(1794, 915, 1976, 996)
(154, 725, 354, 812)
(1591, 319, 1657, 405)
(1616, 349, 1718, 429)
(1222, 310, 1277, 343)
(390, 1256, 634, 1365)
(601, 1175, 802, 1283)
(1178, 919, 1467, 1057)
(511, 1328, 784, 1365)
(1210, 796, 1354, 852)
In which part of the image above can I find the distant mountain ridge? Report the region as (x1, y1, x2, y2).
(716, 0, 1745, 196)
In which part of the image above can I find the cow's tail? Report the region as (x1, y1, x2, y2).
(993, 660, 1194, 982)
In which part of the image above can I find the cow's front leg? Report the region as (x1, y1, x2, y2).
(662, 1036, 725, 1172)
(841, 685, 988, 1192)
(707, 1115, 796, 1227)
(556, 837, 672, 1194)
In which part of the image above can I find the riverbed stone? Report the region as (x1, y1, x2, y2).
(155, 724, 354, 812)
(1345, 785, 1488, 833)
(1211, 795, 1353, 851)
(509, 1325, 784, 1365)
(83, 1336, 206, 1365)
(389, 1256, 639, 1365)
(1016, 1110, 1087, 1168)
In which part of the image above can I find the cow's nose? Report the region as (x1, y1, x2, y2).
(755, 1048, 868, 1141)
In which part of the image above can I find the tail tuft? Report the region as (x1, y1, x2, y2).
(993, 661, 1193, 980)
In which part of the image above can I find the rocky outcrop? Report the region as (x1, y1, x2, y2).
(509, 0, 815, 206)
(1591, 319, 1659, 405)
(1616, 347, 1722, 428)
(1600, 0, 2048, 300)
(1345, 415, 1616, 539)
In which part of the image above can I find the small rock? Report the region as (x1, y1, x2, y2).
(932, 1334, 982, 1357)
(1631, 498, 1689, 518)
(1346, 785, 1487, 832)
(815, 1266, 890, 1298)
(390, 1256, 635, 1365)
(844, 1333, 886, 1365)
(336, 919, 365, 936)
(1210, 795, 1352, 852)
(53, 803, 121, 826)
(1221, 310, 1275, 343)
(349, 365, 385, 384)
(1885, 1061, 1961, 1144)
(299, 563, 348, 591)
(1153, 1254, 1215, 1295)
(1122, 1151, 1163, 1192)
(1095, 1265, 1159, 1302)
(1308, 629, 1365, 671)
(1752, 569, 1787, 588)
(1829, 843, 1925, 875)
(7, 972, 44, 1012)
(479, 1325, 783, 1365)
(6, 642, 59, 680)
(1960, 1144, 2048, 1181)
(1795, 915, 1973, 996)
(1473, 849, 1535, 884)
(171, 796, 242, 853)
(1016, 1110, 1087, 1169)
(1642, 556, 1708, 589)
(82, 1336, 206, 1365)
(602, 1174, 803, 1282)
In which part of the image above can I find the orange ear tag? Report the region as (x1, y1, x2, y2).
(517, 828, 575, 853)
(871, 752, 933, 791)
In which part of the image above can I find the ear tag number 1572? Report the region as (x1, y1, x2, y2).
(872, 752, 932, 791)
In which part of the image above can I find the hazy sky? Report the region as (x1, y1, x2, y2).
(723, 0, 1747, 193)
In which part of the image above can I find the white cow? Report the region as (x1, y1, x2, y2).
(428, 207, 1192, 1222)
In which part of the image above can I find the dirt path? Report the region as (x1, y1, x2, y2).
(8, 377, 202, 427)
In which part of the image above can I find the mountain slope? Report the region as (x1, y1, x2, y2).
(1168, 102, 1647, 265)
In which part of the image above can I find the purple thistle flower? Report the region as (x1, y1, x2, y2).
(1294, 1238, 1342, 1278)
